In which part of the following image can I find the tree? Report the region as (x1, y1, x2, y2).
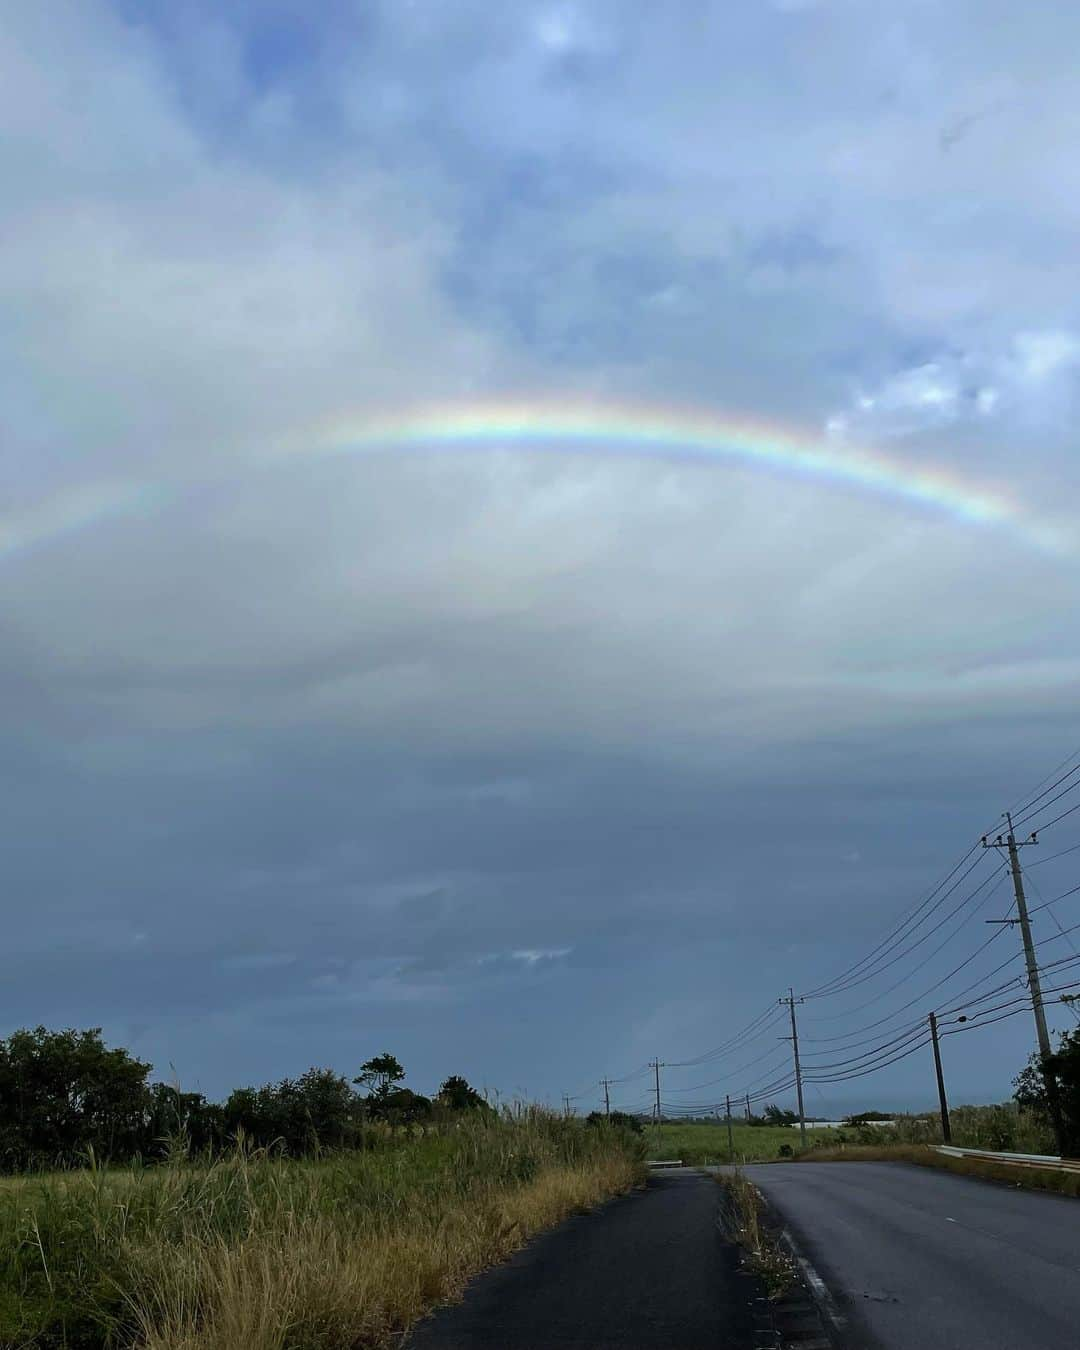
(145, 1083, 223, 1155)
(1014, 1027, 1080, 1154)
(436, 1075, 489, 1113)
(585, 1110, 643, 1134)
(291, 1067, 358, 1149)
(354, 1053, 405, 1102)
(220, 1068, 360, 1153)
(0, 1027, 152, 1169)
(761, 1104, 798, 1127)
(377, 1087, 432, 1127)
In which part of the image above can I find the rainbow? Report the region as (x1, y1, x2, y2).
(2, 398, 1068, 563)
(292, 398, 1064, 551)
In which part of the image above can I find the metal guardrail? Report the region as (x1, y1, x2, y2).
(936, 1145, 1080, 1173)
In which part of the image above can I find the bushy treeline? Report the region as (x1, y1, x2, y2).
(0, 1028, 491, 1172)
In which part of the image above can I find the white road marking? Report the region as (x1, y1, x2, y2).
(779, 1227, 848, 1333)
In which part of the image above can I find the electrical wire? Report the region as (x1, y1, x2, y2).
(1010, 772, 1080, 834)
(800, 1021, 931, 1072)
(1001, 744, 1080, 822)
(802, 867, 1009, 1027)
(1027, 881, 1080, 917)
(663, 1042, 789, 1094)
(804, 857, 1001, 1006)
(803, 843, 985, 1000)
(587, 749, 1080, 1115)
(1026, 798, 1080, 834)
(804, 1034, 933, 1084)
(1026, 838, 1080, 869)
(1008, 760, 1080, 829)
(802, 921, 1015, 1045)
(664, 1004, 785, 1068)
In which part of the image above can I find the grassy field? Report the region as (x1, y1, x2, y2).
(650, 1102, 1056, 1167)
(650, 1121, 803, 1164)
(0, 1109, 643, 1350)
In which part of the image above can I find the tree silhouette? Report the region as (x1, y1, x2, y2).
(354, 1053, 405, 1101)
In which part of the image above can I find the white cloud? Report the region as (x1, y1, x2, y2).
(510, 948, 572, 965)
(1013, 329, 1080, 382)
(827, 328, 1080, 441)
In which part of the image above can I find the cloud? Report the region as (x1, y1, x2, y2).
(826, 328, 1080, 441)
(2, 0, 1079, 1112)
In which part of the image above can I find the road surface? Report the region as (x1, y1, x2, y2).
(744, 1161, 1080, 1350)
(406, 1170, 758, 1349)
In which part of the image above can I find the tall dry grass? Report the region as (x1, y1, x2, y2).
(0, 1108, 643, 1349)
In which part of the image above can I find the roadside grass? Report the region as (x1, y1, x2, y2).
(835, 1103, 1053, 1154)
(651, 1122, 800, 1164)
(713, 1170, 797, 1299)
(798, 1143, 1080, 1198)
(0, 1109, 644, 1349)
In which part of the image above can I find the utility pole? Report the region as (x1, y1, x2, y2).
(928, 1011, 951, 1145)
(780, 989, 807, 1146)
(984, 813, 1067, 1155)
(745, 1092, 752, 1123)
(725, 1094, 735, 1161)
(649, 1059, 664, 1129)
(562, 1094, 572, 1118)
(600, 1078, 612, 1119)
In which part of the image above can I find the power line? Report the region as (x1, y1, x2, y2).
(804, 922, 1014, 1048)
(664, 1004, 785, 1068)
(1010, 769, 1080, 833)
(800, 1021, 931, 1072)
(803, 843, 985, 1000)
(1008, 759, 1080, 827)
(804, 1033, 933, 1085)
(1027, 798, 1080, 834)
(1002, 743, 1080, 822)
(1026, 838, 1080, 869)
(803, 866, 1009, 1027)
(1027, 881, 1080, 917)
(662, 1042, 789, 1094)
(804, 855, 1000, 1004)
(574, 747, 1080, 1121)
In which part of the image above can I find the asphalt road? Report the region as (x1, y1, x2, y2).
(406, 1170, 757, 1349)
(744, 1161, 1080, 1350)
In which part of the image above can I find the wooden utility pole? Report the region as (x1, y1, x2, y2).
(984, 814, 1067, 1155)
(780, 989, 807, 1146)
(600, 1078, 612, 1118)
(725, 1094, 735, 1161)
(928, 1011, 951, 1144)
(649, 1060, 664, 1128)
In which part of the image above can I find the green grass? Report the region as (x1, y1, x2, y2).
(0, 1110, 644, 1349)
(650, 1121, 803, 1164)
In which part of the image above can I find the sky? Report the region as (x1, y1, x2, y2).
(3, 0, 1080, 1116)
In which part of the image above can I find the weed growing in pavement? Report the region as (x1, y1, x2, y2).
(714, 1170, 797, 1299)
